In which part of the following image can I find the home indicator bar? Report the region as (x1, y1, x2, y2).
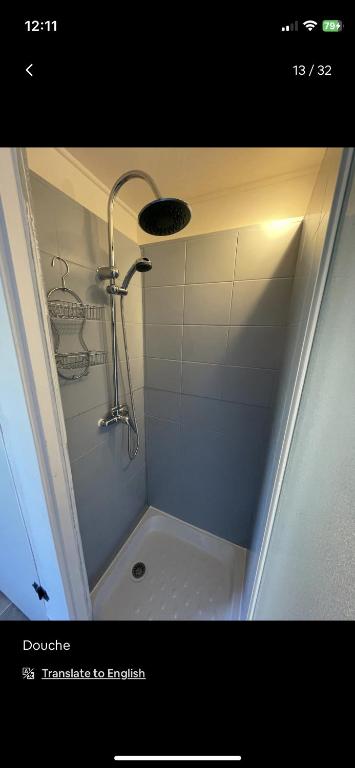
(113, 758, 242, 762)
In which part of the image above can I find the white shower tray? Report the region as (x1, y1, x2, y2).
(91, 506, 246, 620)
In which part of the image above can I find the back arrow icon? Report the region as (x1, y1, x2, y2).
(26, 64, 33, 76)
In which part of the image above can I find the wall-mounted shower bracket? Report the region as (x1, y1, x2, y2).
(96, 266, 119, 281)
(107, 284, 128, 296)
(96, 265, 128, 295)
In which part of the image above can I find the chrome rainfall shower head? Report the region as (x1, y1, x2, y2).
(138, 197, 191, 237)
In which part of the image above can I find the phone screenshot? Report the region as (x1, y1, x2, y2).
(0, 9, 354, 766)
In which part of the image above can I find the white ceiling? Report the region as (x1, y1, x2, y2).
(65, 147, 325, 213)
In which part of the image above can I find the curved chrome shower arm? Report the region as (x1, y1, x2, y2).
(96, 167, 190, 461)
(107, 170, 162, 272)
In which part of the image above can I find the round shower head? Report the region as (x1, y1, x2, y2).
(138, 197, 191, 237)
(136, 257, 152, 273)
(120, 257, 152, 291)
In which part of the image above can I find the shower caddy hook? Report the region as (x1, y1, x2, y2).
(47, 256, 90, 381)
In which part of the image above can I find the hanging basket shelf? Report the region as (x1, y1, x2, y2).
(48, 300, 105, 321)
(55, 350, 108, 371)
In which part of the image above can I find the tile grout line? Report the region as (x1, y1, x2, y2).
(180, 240, 187, 404)
(225, 232, 239, 372)
(144, 276, 293, 289)
(144, 323, 287, 328)
(146, 357, 281, 373)
(233, 230, 239, 284)
(146, 389, 272, 412)
(146, 398, 271, 427)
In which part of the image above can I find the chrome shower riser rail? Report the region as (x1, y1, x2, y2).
(96, 169, 190, 461)
(96, 171, 161, 459)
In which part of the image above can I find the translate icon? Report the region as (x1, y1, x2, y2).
(22, 667, 35, 679)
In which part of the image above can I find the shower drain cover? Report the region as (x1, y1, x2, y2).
(131, 561, 146, 580)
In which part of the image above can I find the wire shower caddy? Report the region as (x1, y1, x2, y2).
(47, 256, 107, 380)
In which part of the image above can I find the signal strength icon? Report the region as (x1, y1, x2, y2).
(303, 19, 318, 30)
(281, 21, 298, 31)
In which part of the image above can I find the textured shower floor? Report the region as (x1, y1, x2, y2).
(91, 507, 246, 620)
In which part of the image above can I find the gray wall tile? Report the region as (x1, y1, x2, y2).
(227, 326, 286, 369)
(182, 362, 222, 399)
(221, 366, 277, 407)
(145, 389, 181, 422)
(125, 324, 144, 359)
(124, 284, 143, 324)
(185, 230, 237, 283)
(176, 361, 276, 410)
(59, 363, 114, 419)
(181, 394, 272, 439)
(143, 241, 185, 286)
(145, 358, 181, 392)
(231, 278, 293, 326)
(178, 423, 265, 546)
(30, 174, 59, 256)
(184, 283, 232, 325)
(72, 440, 146, 588)
(144, 286, 184, 324)
(121, 356, 144, 392)
(182, 325, 228, 363)
(235, 222, 302, 280)
(146, 417, 182, 518)
(145, 325, 182, 360)
(65, 402, 109, 462)
(56, 194, 107, 270)
(72, 436, 145, 587)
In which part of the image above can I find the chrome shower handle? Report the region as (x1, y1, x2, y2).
(98, 404, 134, 430)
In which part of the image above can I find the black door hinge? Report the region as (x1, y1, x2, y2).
(32, 582, 50, 601)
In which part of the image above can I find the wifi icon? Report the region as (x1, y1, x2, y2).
(303, 19, 318, 30)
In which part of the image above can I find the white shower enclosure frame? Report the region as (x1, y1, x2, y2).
(0, 146, 352, 621)
(0, 148, 91, 620)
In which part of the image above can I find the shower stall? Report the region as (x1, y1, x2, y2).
(4, 145, 347, 621)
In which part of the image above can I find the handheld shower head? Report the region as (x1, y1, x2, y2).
(136, 256, 153, 273)
(121, 257, 152, 291)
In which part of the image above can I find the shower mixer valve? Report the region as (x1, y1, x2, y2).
(98, 403, 131, 429)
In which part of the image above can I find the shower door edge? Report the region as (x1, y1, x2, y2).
(0, 147, 92, 620)
(246, 147, 354, 620)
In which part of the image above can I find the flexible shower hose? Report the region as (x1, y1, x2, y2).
(120, 294, 139, 460)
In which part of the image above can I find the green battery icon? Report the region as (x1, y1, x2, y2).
(322, 19, 343, 31)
